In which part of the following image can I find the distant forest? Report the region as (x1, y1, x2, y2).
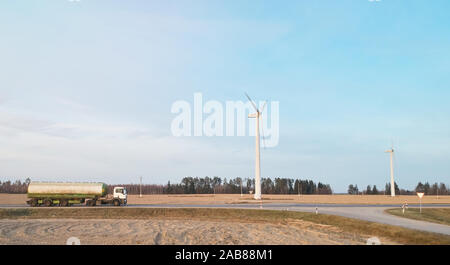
(0, 177, 332, 195)
(348, 182, 450, 195)
(1, 177, 448, 196)
(0, 178, 31, 193)
(107, 177, 333, 195)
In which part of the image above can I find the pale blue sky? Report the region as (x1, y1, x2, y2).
(0, 1, 449, 192)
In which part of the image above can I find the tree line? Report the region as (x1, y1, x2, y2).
(0, 179, 31, 193)
(109, 177, 332, 195)
(2, 178, 448, 196)
(348, 182, 450, 195)
(0, 177, 332, 195)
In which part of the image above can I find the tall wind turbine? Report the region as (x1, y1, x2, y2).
(385, 145, 395, 197)
(246, 93, 266, 200)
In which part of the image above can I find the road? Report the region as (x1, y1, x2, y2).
(1, 203, 449, 235)
(149, 203, 450, 235)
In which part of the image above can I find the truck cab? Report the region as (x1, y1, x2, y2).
(113, 187, 127, 205)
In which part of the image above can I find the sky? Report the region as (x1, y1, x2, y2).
(0, 0, 449, 192)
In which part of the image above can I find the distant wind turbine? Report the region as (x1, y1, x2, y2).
(245, 93, 267, 200)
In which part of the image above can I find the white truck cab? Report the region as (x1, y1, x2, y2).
(113, 187, 127, 205)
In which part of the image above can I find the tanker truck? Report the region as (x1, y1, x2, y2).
(26, 182, 127, 207)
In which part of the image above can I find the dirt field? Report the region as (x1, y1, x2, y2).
(0, 218, 373, 245)
(1, 208, 448, 245)
(1, 193, 449, 205)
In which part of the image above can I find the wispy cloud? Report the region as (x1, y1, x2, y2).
(0, 110, 153, 140)
(55, 97, 92, 112)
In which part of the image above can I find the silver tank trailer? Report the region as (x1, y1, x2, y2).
(27, 182, 107, 198)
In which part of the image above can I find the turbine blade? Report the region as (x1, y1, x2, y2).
(245, 92, 258, 112)
(260, 101, 267, 113)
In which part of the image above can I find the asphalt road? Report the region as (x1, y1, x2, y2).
(146, 203, 450, 235)
(1, 203, 449, 235)
(284, 205, 450, 236)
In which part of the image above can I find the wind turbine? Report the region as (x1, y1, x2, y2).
(245, 93, 266, 200)
(385, 145, 395, 197)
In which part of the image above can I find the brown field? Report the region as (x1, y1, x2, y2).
(0, 218, 368, 245)
(3, 207, 449, 245)
(1, 193, 450, 205)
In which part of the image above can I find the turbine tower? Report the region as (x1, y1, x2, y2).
(246, 93, 266, 200)
(385, 146, 395, 197)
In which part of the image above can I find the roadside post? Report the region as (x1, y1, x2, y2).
(402, 201, 408, 214)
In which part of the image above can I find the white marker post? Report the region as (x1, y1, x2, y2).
(417, 192, 424, 213)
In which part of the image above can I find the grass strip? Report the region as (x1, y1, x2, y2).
(386, 208, 450, 226)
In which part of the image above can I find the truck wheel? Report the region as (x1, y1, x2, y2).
(87, 200, 96, 207)
(43, 199, 52, 207)
(60, 200, 69, 207)
(30, 199, 38, 207)
(113, 200, 120, 206)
